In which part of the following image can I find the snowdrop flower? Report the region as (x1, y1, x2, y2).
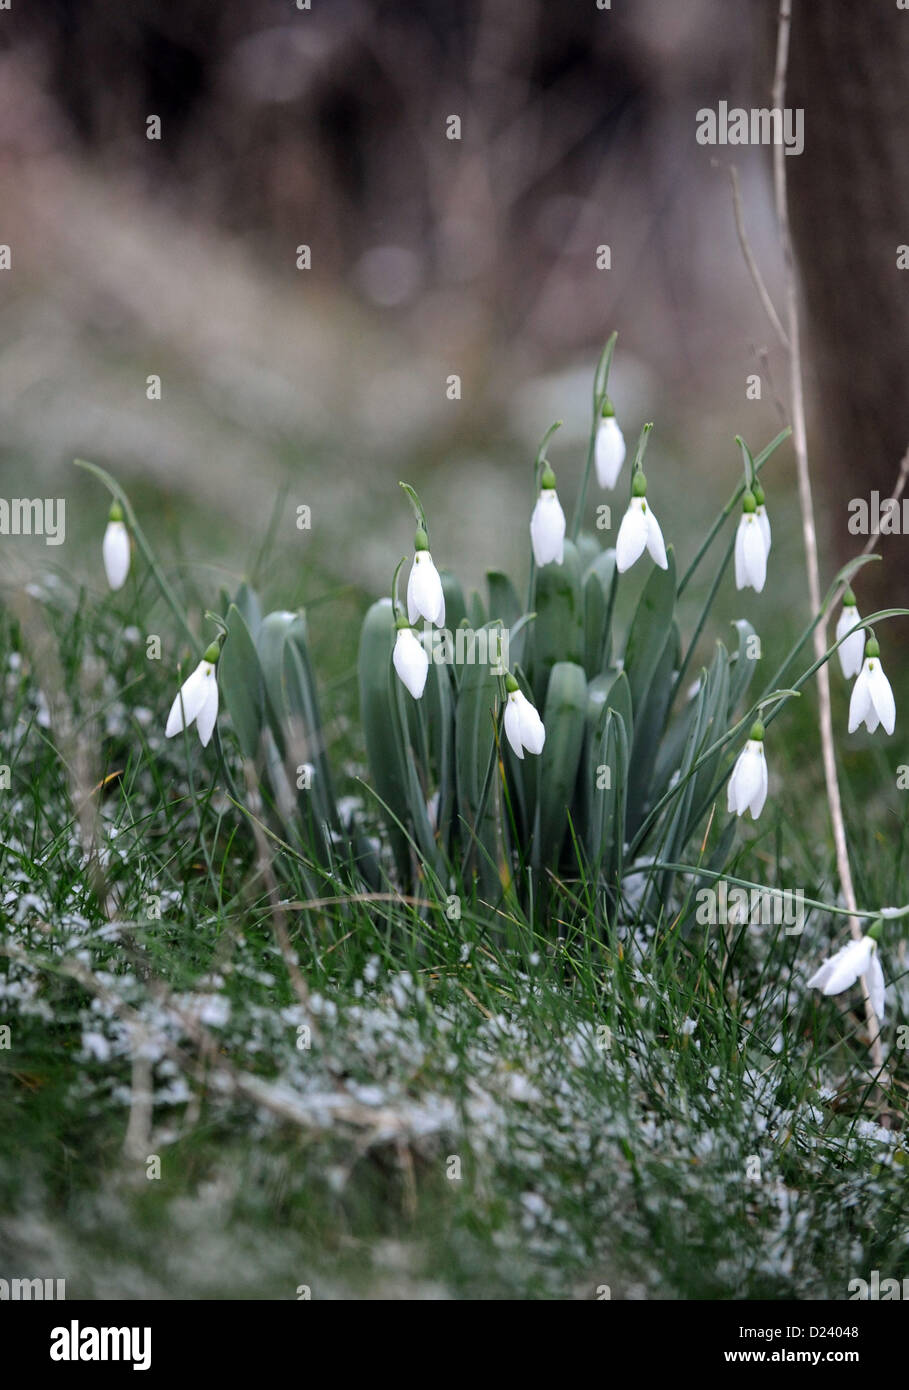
(165, 641, 220, 747)
(393, 619, 429, 700)
(594, 401, 626, 490)
(503, 675, 545, 759)
(406, 527, 445, 627)
(807, 934, 885, 1021)
(529, 463, 566, 567)
(615, 472, 668, 573)
(848, 637, 895, 735)
(734, 491, 767, 593)
(727, 720, 768, 820)
(102, 501, 130, 591)
(752, 481, 771, 556)
(835, 589, 864, 680)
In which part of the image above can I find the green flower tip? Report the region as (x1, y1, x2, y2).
(751, 482, 764, 506)
(867, 918, 883, 943)
(504, 673, 519, 693)
(540, 462, 557, 491)
(749, 719, 765, 742)
(843, 587, 856, 608)
(414, 526, 429, 552)
(742, 490, 757, 514)
(864, 636, 880, 660)
(631, 471, 647, 498)
(108, 501, 124, 523)
(600, 396, 615, 419)
(394, 612, 411, 631)
(202, 639, 221, 664)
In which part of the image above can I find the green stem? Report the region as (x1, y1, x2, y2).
(74, 458, 199, 654)
(571, 332, 617, 539)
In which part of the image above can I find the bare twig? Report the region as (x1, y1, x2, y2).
(770, 0, 885, 1079)
(729, 165, 790, 349)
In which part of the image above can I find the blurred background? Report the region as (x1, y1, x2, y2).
(0, 0, 906, 635)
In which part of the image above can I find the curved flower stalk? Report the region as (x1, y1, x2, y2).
(102, 501, 130, 591)
(594, 399, 626, 490)
(734, 490, 767, 593)
(848, 636, 896, 736)
(615, 470, 667, 573)
(165, 640, 221, 747)
(503, 674, 545, 759)
(727, 720, 768, 820)
(530, 462, 566, 567)
(807, 932, 885, 1021)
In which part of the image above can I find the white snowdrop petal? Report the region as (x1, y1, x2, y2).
(749, 746, 768, 818)
(615, 498, 648, 573)
(102, 521, 130, 591)
(814, 937, 873, 995)
(504, 699, 525, 759)
(530, 490, 566, 567)
(594, 416, 626, 489)
(516, 692, 545, 754)
(742, 516, 767, 592)
(867, 660, 896, 735)
(393, 628, 429, 699)
(195, 672, 220, 747)
(644, 505, 669, 569)
(847, 666, 873, 733)
(164, 663, 210, 738)
(757, 505, 771, 556)
(835, 606, 864, 679)
(408, 552, 445, 626)
(729, 741, 766, 819)
(734, 519, 748, 590)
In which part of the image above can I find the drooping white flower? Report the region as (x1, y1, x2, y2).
(530, 464, 566, 567)
(393, 623, 429, 699)
(503, 678, 545, 759)
(807, 935, 885, 1021)
(102, 503, 130, 591)
(727, 722, 768, 819)
(594, 408, 626, 490)
(165, 643, 220, 747)
(848, 638, 896, 735)
(406, 531, 445, 626)
(734, 492, 767, 593)
(835, 592, 864, 680)
(615, 472, 668, 574)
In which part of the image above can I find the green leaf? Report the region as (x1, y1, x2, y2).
(357, 599, 413, 872)
(582, 548, 616, 679)
(455, 640, 504, 896)
(218, 604, 263, 759)
(234, 581, 263, 640)
(623, 547, 677, 735)
(533, 661, 587, 871)
(440, 570, 468, 633)
(530, 539, 585, 705)
(727, 619, 758, 714)
(487, 571, 522, 630)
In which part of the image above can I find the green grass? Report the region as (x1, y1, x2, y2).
(0, 541, 907, 1301)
